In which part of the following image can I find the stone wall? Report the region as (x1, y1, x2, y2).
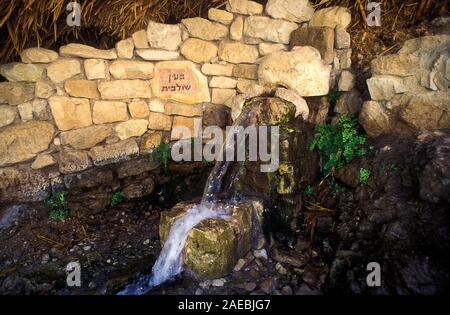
(360, 35, 450, 138)
(0, 0, 356, 205)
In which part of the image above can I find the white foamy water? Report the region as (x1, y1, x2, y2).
(117, 204, 230, 295)
(118, 101, 259, 295)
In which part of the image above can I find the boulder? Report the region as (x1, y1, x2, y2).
(226, 0, 263, 15)
(159, 202, 254, 279)
(59, 150, 92, 174)
(60, 43, 117, 59)
(164, 102, 203, 117)
(0, 121, 54, 167)
(258, 47, 331, 97)
(180, 38, 218, 64)
(399, 93, 450, 131)
(92, 101, 128, 124)
(64, 80, 100, 99)
(132, 30, 149, 49)
(309, 6, 352, 29)
(233, 64, 258, 79)
(0, 106, 17, 128)
(208, 8, 234, 25)
(17, 102, 33, 120)
(258, 43, 287, 56)
(84, 59, 108, 80)
(265, 0, 314, 23)
(181, 17, 228, 41)
(201, 63, 234, 77)
(230, 16, 244, 41)
(218, 42, 259, 64)
(109, 60, 154, 80)
(171, 116, 202, 140)
(211, 88, 236, 107)
(47, 59, 81, 83)
(123, 176, 155, 199)
(0, 166, 50, 203)
(60, 125, 112, 150)
(140, 132, 163, 154)
(0, 63, 45, 82)
(20, 48, 58, 63)
(210, 76, 237, 89)
(98, 80, 152, 100)
(150, 61, 210, 104)
(116, 38, 134, 59)
(115, 119, 149, 140)
(359, 101, 392, 137)
(244, 16, 298, 44)
(274, 88, 309, 120)
(128, 100, 150, 118)
(35, 81, 55, 98)
(115, 158, 159, 179)
(146, 21, 182, 51)
(48, 96, 92, 131)
(31, 154, 56, 170)
(148, 112, 172, 131)
(290, 26, 335, 64)
(88, 138, 139, 166)
(135, 49, 180, 61)
(367, 75, 406, 101)
(0, 82, 34, 105)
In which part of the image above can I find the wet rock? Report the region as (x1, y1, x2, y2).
(159, 202, 254, 279)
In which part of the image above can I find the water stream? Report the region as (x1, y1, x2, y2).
(118, 102, 258, 295)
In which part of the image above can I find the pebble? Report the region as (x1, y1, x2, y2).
(83, 245, 91, 251)
(244, 282, 257, 291)
(281, 285, 293, 295)
(143, 239, 150, 245)
(275, 262, 287, 275)
(253, 249, 268, 260)
(195, 288, 203, 295)
(233, 258, 246, 272)
(41, 254, 50, 264)
(199, 280, 211, 289)
(259, 278, 275, 294)
(212, 279, 226, 287)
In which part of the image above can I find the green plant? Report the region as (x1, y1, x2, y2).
(359, 167, 371, 185)
(304, 185, 315, 197)
(46, 191, 70, 221)
(309, 114, 367, 175)
(111, 191, 125, 207)
(150, 142, 170, 168)
(327, 90, 342, 104)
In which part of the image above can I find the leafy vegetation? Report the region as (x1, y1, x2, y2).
(310, 114, 367, 175)
(150, 142, 170, 169)
(327, 90, 342, 104)
(111, 191, 125, 207)
(359, 168, 371, 185)
(46, 191, 70, 221)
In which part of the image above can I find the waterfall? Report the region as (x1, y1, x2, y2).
(118, 101, 259, 295)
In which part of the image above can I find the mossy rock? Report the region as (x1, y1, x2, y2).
(159, 201, 254, 279)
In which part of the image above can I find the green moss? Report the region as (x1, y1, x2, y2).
(359, 167, 371, 185)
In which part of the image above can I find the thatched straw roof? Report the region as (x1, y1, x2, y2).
(0, 0, 447, 64)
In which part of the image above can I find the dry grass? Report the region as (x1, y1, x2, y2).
(0, 0, 447, 66)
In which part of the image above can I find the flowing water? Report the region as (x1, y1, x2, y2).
(118, 102, 259, 295)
